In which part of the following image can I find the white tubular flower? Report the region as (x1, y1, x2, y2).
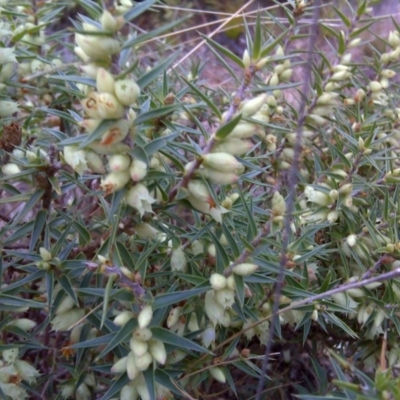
(0, 100, 19, 117)
(0, 47, 17, 65)
(125, 183, 156, 216)
(304, 186, 332, 206)
(63, 146, 88, 175)
(51, 308, 85, 331)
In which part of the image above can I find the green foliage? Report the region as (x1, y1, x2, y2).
(1, 0, 400, 399)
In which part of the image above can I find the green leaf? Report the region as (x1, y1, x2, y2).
(153, 286, 210, 309)
(123, 0, 158, 22)
(221, 221, 241, 258)
(337, 30, 346, 55)
(200, 33, 244, 68)
(151, 327, 212, 354)
(252, 13, 262, 60)
(29, 209, 47, 251)
(72, 221, 91, 246)
(78, 119, 119, 148)
(133, 104, 182, 125)
(259, 29, 288, 58)
(144, 132, 180, 157)
(143, 368, 156, 400)
(182, 77, 222, 120)
(136, 53, 179, 89)
(58, 275, 79, 306)
(11, 190, 45, 227)
(333, 6, 352, 28)
(237, 188, 257, 240)
(208, 229, 230, 274)
(0, 295, 46, 310)
(101, 274, 116, 329)
(122, 17, 188, 50)
(97, 318, 138, 359)
(100, 373, 130, 400)
(215, 113, 242, 140)
(324, 312, 358, 338)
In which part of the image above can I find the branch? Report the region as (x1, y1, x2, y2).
(255, 2, 321, 398)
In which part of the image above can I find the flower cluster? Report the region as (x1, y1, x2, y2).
(111, 306, 172, 399)
(0, 348, 39, 399)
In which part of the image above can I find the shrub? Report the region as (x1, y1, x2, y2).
(1, 0, 400, 399)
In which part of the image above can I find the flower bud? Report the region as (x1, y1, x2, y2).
(228, 122, 258, 139)
(126, 351, 139, 380)
(271, 191, 286, 216)
(388, 31, 400, 48)
(114, 310, 134, 326)
(171, 246, 187, 272)
(369, 81, 382, 92)
(96, 68, 115, 94)
(130, 158, 147, 181)
(210, 367, 226, 383)
(111, 356, 128, 373)
(349, 38, 361, 47)
(74, 46, 90, 61)
(346, 234, 357, 248)
(1, 163, 21, 176)
(210, 273, 227, 290)
(240, 94, 267, 117)
(56, 295, 76, 315)
(199, 168, 239, 185)
(130, 336, 148, 357)
(311, 309, 318, 321)
(215, 288, 235, 309)
(380, 77, 389, 89)
(330, 71, 351, 81)
(138, 305, 153, 329)
(280, 68, 293, 81)
(381, 69, 396, 79)
(81, 92, 102, 119)
(80, 63, 101, 78)
(86, 150, 105, 173)
(133, 223, 158, 239)
(51, 308, 84, 331)
(167, 307, 182, 328)
(268, 72, 279, 86)
(232, 263, 258, 276)
(6, 318, 37, 331)
(0, 100, 19, 117)
(226, 275, 236, 291)
(100, 10, 122, 32)
(133, 328, 152, 341)
(120, 384, 139, 400)
(100, 170, 130, 194)
(304, 186, 331, 206)
(75, 34, 120, 60)
(100, 119, 130, 145)
(256, 56, 270, 69)
(80, 119, 102, 134)
(115, 79, 141, 106)
(125, 183, 156, 216)
(108, 154, 131, 172)
(187, 180, 211, 202)
(327, 210, 339, 223)
(97, 93, 125, 119)
(242, 49, 251, 68)
(212, 138, 253, 156)
(149, 339, 167, 364)
(134, 352, 153, 371)
(204, 290, 226, 326)
(202, 153, 244, 174)
(373, 308, 385, 330)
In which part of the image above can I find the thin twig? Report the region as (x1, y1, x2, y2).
(255, 3, 321, 398)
